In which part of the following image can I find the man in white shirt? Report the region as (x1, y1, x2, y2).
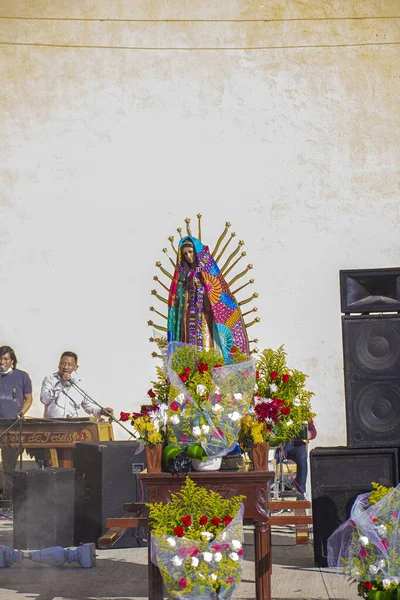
(40, 351, 113, 419)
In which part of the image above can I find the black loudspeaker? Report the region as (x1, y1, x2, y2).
(342, 314, 400, 447)
(310, 446, 398, 567)
(13, 468, 75, 549)
(340, 268, 400, 314)
(73, 441, 147, 548)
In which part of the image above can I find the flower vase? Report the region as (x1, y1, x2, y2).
(145, 443, 163, 473)
(191, 456, 222, 471)
(251, 442, 270, 471)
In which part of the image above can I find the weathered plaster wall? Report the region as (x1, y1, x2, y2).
(0, 1, 399, 451)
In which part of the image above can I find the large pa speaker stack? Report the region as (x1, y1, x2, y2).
(310, 268, 400, 566)
(73, 441, 147, 548)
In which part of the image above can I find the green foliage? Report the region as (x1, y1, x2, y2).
(369, 482, 394, 506)
(147, 477, 245, 537)
(151, 366, 170, 405)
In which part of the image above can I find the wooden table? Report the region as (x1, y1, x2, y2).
(139, 470, 274, 600)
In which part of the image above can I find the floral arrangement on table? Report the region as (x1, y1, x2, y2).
(328, 482, 400, 600)
(166, 344, 255, 459)
(239, 345, 315, 448)
(148, 477, 245, 599)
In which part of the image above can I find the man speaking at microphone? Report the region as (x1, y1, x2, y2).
(0, 345, 33, 500)
(40, 351, 113, 419)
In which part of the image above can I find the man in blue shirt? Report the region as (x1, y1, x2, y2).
(0, 345, 33, 500)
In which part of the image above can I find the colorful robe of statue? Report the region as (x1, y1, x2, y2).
(167, 236, 249, 361)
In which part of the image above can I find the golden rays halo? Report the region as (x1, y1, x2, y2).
(148, 214, 260, 357)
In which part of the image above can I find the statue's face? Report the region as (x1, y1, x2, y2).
(182, 245, 195, 267)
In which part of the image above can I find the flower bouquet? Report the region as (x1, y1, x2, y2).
(240, 345, 315, 449)
(148, 477, 245, 599)
(166, 343, 255, 461)
(328, 482, 400, 599)
(120, 394, 168, 472)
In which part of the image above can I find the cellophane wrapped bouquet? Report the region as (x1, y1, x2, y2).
(148, 477, 245, 599)
(166, 343, 255, 458)
(328, 482, 400, 599)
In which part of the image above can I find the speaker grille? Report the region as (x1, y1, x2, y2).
(343, 315, 400, 447)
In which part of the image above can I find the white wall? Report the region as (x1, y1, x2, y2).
(0, 1, 399, 446)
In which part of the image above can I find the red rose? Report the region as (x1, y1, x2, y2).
(363, 582, 373, 590)
(280, 406, 291, 415)
(132, 412, 141, 419)
(184, 367, 191, 376)
(222, 515, 233, 526)
(198, 362, 209, 374)
(237, 549, 244, 556)
(179, 578, 187, 589)
(181, 515, 192, 527)
(275, 399, 285, 407)
(199, 515, 208, 525)
(256, 370, 260, 379)
(173, 526, 185, 537)
(231, 347, 238, 353)
(179, 373, 188, 383)
(214, 393, 223, 403)
(170, 402, 179, 412)
(211, 516, 221, 526)
(215, 364, 223, 368)
(270, 371, 278, 380)
(147, 388, 156, 398)
(120, 412, 131, 422)
(242, 369, 250, 379)
(282, 373, 290, 383)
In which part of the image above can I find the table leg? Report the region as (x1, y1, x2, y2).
(148, 530, 164, 600)
(254, 520, 272, 600)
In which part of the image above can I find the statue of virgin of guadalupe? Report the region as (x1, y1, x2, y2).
(167, 236, 250, 361)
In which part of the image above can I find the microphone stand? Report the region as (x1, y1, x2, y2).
(69, 380, 135, 438)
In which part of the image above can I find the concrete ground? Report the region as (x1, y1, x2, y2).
(0, 514, 359, 600)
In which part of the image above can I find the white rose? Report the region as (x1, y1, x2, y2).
(176, 393, 185, 405)
(286, 420, 293, 427)
(172, 555, 183, 566)
(369, 565, 378, 575)
(376, 524, 387, 536)
(233, 393, 243, 400)
(201, 531, 214, 541)
(231, 539, 242, 550)
(293, 397, 301, 406)
(201, 424, 210, 434)
(221, 531, 227, 541)
(359, 536, 369, 547)
(393, 578, 400, 585)
(203, 551, 213, 563)
(214, 552, 222, 562)
(378, 559, 386, 569)
(192, 426, 201, 436)
(270, 383, 278, 393)
(196, 384, 207, 396)
(166, 537, 176, 547)
(383, 579, 392, 589)
(228, 411, 241, 422)
(210, 573, 217, 582)
(229, 552, 239, 562)
(212, 404, 223, 412)
(191, 556, 199, 567)
(169, 415, 180, 425)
